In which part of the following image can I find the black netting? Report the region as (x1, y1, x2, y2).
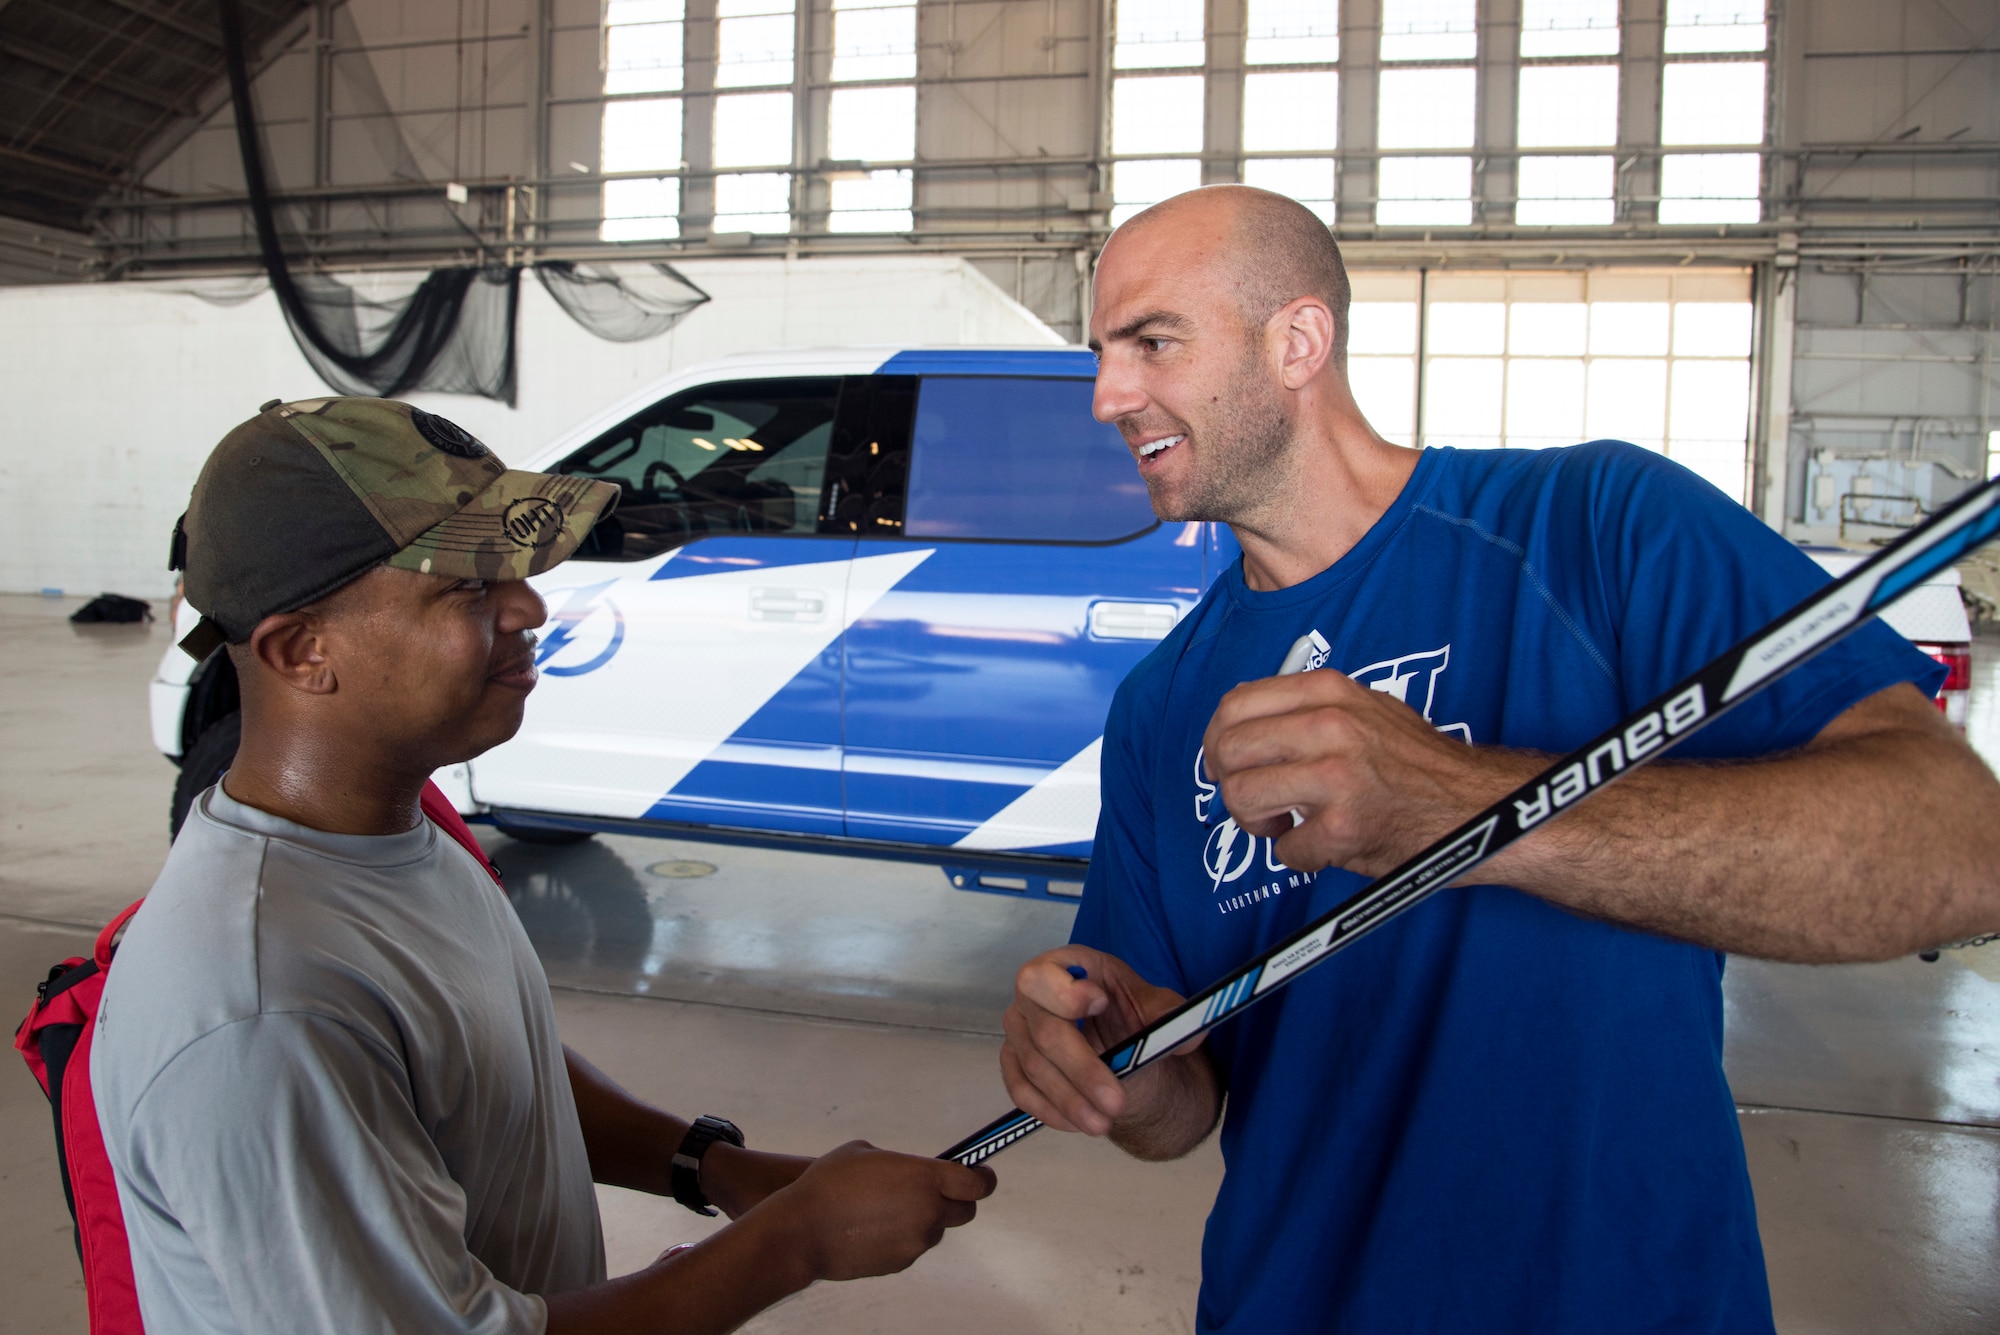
(535, 262, 710, 342)
(280, 265, 520, 403)
(219, 0, 709, 406)
(221, 0, 518, 403)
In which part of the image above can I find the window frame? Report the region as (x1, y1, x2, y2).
(555, 376, 849, 561)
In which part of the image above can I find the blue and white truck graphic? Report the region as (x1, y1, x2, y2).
(154, 347, 1234, 899)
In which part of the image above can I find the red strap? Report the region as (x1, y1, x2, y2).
(420, 780, 502, 886)
(65, 1011, 144, 1333)
(93, 899, 147, 971)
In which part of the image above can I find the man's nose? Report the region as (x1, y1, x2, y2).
(497, 580, 547, 634)
(1092, 355, 1146, 425)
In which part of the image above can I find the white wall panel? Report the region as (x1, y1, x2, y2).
(0, 257, 1057, 597)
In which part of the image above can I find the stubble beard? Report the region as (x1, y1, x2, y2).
(1148, 362, 1298, 526)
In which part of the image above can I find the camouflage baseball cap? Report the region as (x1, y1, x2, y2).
(171, 397, 617, 659)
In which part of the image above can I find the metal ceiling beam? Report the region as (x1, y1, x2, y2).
(94, 0, 221, 49)
(125, 5, 313, 184)
(0, 36, 198, 117)
(8, 0, 219, 77)
(0, 140, 134, 185)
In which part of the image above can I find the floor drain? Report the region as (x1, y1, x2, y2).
(649, 859, 718, 879)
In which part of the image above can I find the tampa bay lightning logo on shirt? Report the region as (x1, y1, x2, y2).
(1195, 749, 1317, 915)
(1350, 646, 1472, 743)
(1194, 638, 1471, 916)
(535, 580, 626, 677)
(1203, 817, 1258, 887)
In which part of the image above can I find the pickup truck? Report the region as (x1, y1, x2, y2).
(155, 347, 1217, 898)
(149, 348, 1976, 900)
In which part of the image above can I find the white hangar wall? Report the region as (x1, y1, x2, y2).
(0, 255, 1059, 599)
(12, 0, 1998, 540)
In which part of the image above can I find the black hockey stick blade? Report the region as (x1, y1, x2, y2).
(940, 475, 2000, 1167)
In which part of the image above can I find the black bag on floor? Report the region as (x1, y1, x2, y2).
(70, 595, 153, 624)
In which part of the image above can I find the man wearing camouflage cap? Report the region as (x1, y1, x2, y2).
(93, 398, 994, 1335)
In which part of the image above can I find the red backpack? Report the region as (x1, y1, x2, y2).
(13, 782, 501, 1333)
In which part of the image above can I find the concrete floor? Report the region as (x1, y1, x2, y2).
(3, 589, 1998, 1333)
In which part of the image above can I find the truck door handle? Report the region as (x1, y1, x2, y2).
(1089, 601, 1180, 641)
(749, 588, 828, 622)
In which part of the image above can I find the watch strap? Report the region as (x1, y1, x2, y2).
(670, 1115, 745, 1217)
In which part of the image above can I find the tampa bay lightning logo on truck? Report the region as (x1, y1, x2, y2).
(535, 580, 626, 677)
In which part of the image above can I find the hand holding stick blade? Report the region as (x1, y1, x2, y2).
(941, 477, 2000, 1167)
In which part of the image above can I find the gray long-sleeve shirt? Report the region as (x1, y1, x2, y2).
(92, 783, 606, 1334)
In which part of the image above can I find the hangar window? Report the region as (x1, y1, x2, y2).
(1663, 0, 1765, 53)
(606, 0, 686, 92)
(1241, 2, 1338, 222)
(1346, 274, 1423, 446)
(1244, 157, 1337, 224)
(829, 0, 917, 233)
(1242, 63, 1338, 223)
(714, 90, 796, 233)
(1378, 69, 1475, 151)
(1520, 0, 1618, 57)
(1376, 6, 1476, 228)
(1111, 159, 1203, 227)
(830, 170, 914, 233)
(713, 0, 798, 234)
(1111, 1, 1205, 225)
(1115, 0, 1205, 69)
(1659, 2, 1766, 224)
(1244, 71, 1339, 157)
(1343, 271, 1755, 500)
(832, 0, 916, 81)
(1515, 156, 1615, 226)
(1246, 0, 1339, 65)
(1515, 62, 1617, 226)
(559, 379, 842, 561)
(1400, 270, 1753, 501)
(601, 0, 687, 241)
(1380, 0, 1476, 62)
(716, 0, 796, 87)
(904, 378, 1155, 543)
(1377, 153, 1472, 228)
(1660, 62, 1765, 147)
(829, 84, 916, 163)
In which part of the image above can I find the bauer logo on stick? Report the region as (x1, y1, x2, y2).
(939, 470, 2000, 1168)
(1513, 683, 1707, 830)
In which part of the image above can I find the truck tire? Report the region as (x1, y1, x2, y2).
(171, 712, 241, 839)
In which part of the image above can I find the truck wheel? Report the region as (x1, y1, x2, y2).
(171, 712, 241, 839)
(492, 817, 594, 847)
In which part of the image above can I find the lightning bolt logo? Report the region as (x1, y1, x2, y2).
(536, 579, 626, 677)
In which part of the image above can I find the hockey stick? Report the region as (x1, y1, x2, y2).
(941, 475, 2000, 1167)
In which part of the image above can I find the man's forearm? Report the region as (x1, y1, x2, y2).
(566, 1047, 686, 1196)
(544, 1202, 815, 1335)
(1109, 1048, 1224, 1162)
(564, 1049, 810, 1214)
(1483, 687, 2000, 962)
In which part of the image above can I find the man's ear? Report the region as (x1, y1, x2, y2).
(1271, 297, 1336, 391)
(245, 612, 338, 696)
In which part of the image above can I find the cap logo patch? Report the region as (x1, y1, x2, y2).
(410, 407, 491, 459)
(504, 496, 566, 549)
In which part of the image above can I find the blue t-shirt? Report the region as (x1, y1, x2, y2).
(1071, 443, 1942, 1335)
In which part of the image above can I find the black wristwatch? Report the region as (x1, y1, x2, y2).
(671, 1115, 745, 1217)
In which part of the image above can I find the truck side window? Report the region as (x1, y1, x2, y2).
(820, 375, 918, 537)
(558, 378, 841, 560)
(903, 376, 1155, 543)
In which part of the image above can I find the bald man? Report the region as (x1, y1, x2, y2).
(999, 187, 2000, 1333)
